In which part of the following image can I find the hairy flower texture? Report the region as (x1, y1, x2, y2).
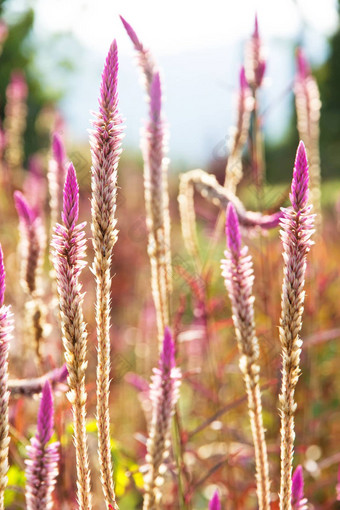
(142, 72, 172, 349)
(51, 163, 92, 510)
(89, 39, 123, 510)
(278, 142, 314, 510)
(244, 14, 266, 91)
(221, 203, 271, 510)
(25, 381, 59, 510)
(209, 490, 221, 510)
(294, 48, 322, 222)
(291, 465, 308, 510)
(4, 71, 28, 178)
(121, 18, 172, 348)
(0, 245, 13, 510)
(143, 328, 181, 510)
(48, 132, 67, 232)
(120, 15, 156, 93)
(14, 191, 46, 363)
(225, 67, 254, 194)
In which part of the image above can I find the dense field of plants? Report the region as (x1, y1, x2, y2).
(0, 10, 339, 510)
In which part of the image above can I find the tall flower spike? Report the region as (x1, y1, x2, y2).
(48, 132, 67, 231)
(225, 66, 254, 194)
(294, 48, 322, 223)
(25, 381, 59, 510)
(0, 244, 13, 510)
(142, 71, 172, 350)
(51, 163, 92, 510)
(209, 490, 221, 510)
(291, 465, 308, 510)
(143, 328, 181, 510)
(221, 203, 271, 510)
(120, 15, 156, 93)
(121, 19, 172, 350)
(278, 142, 314, 510)
(244, 14, 266, 90)
(14, 191, 46, 364)
(90, 39, 123, 510)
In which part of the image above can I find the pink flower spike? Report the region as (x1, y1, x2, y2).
(0, 245, 5, 307)
(100, 39, 120, 114)
(52, 132, 65, 165)
(37, 381, 54, 445)
(119, 15, 142, 50)
(296, 48, 310, 81)
(225, 203, 241, 260)
(150, 72, 161, 123)
(209, 490, 221, 510)
(14, 191, 36, 225)
(290, 141, 309, 212)
(62, 163, 79, 229)
(240, 66, 248, 91)
(161, 326, 175, 371)
(291, 465, 304, 505)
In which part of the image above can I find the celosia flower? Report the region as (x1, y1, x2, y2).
(0, 244, 13, 506)
(278, 141, 314, 510)
(143, 327, 181, 510)
(244, 14, 266, 90)
(48, 132, 67, 229)
(25, 381, 59, 510)
(120, 15, 156, 92)
(209, 490, 221, 510)
(221, 203, 271, 510)
(89, 38, 123, 510)
(291, 465, 308, 510)
(52, 162, 92, 510)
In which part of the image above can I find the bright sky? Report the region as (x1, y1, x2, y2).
(34, 0, 338, 56)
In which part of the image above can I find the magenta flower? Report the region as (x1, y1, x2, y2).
(120, 15, 156, 91)
(143, 327, 181, 510)
(25, 381, 59, 510)
(278, 142, 314, 509)
(244, 14, 266, 89)
(209, 490, 221, 510)
(48, 132, 67, 228)
(291, 465, 308, 509)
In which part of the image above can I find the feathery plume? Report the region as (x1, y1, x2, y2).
(48, 132, 67, 231)
(142, 72, 172, 349)
(225, 67, 254, 193)
(245, 14, 266, 91)
(120, 15, 156, 93)
(278, 142, 314, 510)
(121, 18, 172, 349)
(14, 191, 46, 363)
(25, 381, 59, 510)
(221, 203, 271, 510)
(209, 490, 221, 510)
(4, 71, 28, 179)
(89, 39, 123, 510)
(51, 163, 92, 510)
(0, 245, 13, 510)
(294, 48, 322, 222)
(143, 328, 181, 510)
(291, 465, 308, 509)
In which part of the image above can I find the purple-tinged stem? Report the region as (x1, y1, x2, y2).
(25, 381, 59, 510)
